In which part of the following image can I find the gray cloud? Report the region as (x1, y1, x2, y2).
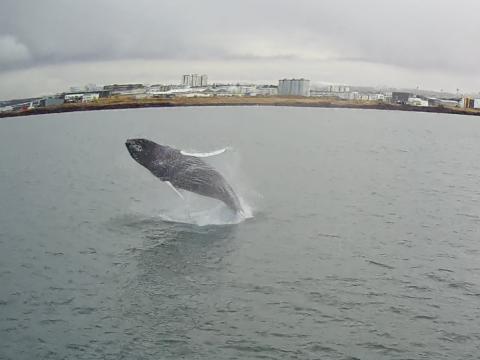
(0, 35, 31, 69)
(0, 0, 479, 98)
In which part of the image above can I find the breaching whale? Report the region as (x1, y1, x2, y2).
(125, 138, 243, 214)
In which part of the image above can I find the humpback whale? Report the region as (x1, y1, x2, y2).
(125, 139, 243, 213)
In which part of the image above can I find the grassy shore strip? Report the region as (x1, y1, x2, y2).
(1, 96, 480, 118)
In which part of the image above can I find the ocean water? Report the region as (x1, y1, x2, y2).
(1, 106, 479, 359)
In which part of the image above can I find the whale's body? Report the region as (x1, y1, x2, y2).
(125, 139, 242, 213)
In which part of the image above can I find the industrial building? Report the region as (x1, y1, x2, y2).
(328, 85, 350, 93)
(392, 92, 413, 104)
(427, 98, 460, 107)
(255, 85, 278, 96)
(103, 84, 144, 95)
(182, 74, 208, 87)
(407, 97, 429, 107)
(461, 97, 480, 109)
(278, 79, 310, 96)
(63, 90, 109, 103)
(39, 97, 64, 107)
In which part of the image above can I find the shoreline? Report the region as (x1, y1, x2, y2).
(1, 96, 479, 118)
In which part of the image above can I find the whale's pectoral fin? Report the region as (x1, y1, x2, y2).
(165, 181, 184, 199)
(180, 147, 231, 158)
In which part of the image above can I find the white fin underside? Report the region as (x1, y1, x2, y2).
(180, 147, 230, 158)
(165, 181, 184, 199)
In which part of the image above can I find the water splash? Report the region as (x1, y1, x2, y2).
(156, 195, 254, 226)
(128, 145, 256, 226)
(158, 145, 256, 226)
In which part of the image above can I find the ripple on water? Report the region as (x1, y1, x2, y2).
(2, 108, 480, 359)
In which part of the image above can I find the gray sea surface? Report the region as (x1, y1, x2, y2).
(1, 107, 480, 359)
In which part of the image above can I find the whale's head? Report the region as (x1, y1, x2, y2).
(125, 138, 164, 167)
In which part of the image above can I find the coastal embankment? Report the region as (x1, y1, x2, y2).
(1, 96, 479, 118)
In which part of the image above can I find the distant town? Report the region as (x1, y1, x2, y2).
(1, 74, 479, 116)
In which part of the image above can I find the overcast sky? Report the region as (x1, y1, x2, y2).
(1, 0, 479, 99)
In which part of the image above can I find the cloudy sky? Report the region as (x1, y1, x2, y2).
(0, 0, 479, 99)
